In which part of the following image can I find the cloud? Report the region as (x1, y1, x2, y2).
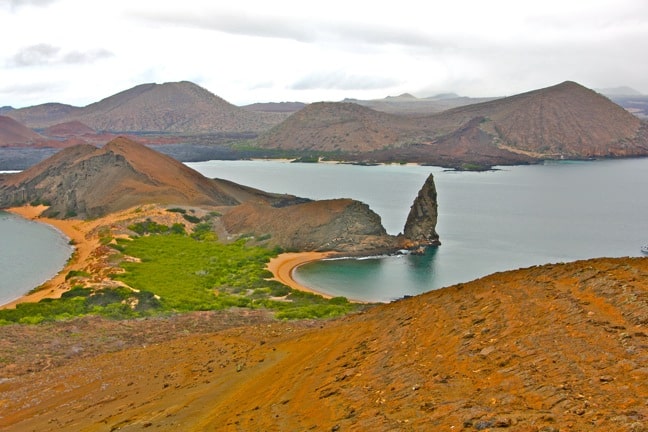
(291, 71, 400, 91)
(9, 43, 60, 66)
(128, 6, 439, 51)
(0, 81, 65, 103)
(8, 44, 113, 67)
(1, 0, 59, 10)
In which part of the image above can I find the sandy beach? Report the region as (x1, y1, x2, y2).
(266, 252, 334, 298)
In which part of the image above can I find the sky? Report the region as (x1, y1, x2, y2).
(1, 0, 647, 108)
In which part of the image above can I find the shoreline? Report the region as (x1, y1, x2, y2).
(1, 206, 350, 309)
(266, 252, 335, 299)
(1, 206, 100, 309)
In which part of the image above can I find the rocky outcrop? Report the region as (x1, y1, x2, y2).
(403, 173, 440, 246)
(221, 198, 395, 253)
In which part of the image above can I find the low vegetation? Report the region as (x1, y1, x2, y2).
(0, 219, 358, 325)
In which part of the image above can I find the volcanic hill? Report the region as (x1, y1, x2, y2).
(1, 256, 646, 430)
(6, 81, 287, 133)
(256, 102, 410, 153)
(257, 81, 648, 167)
(0, 116, 46, 147)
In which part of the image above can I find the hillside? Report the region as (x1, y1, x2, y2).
(430, 81, 647, 159)
(256, 102, 414, 153)
(6, 81, 286, 133)
(257, 81, 648, 166)
(42, 120, 95, 137)
(0, 137, 281, 218)
(1, 256, 646, 430)
(4, 102, 80, 127)
(0, 116, 46, 147)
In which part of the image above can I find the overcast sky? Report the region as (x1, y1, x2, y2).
(1, 0, 647, 108)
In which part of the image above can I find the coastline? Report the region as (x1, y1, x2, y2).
(266, 252, 335, 299)
(1, 205, 100, 309)
(1, 205, 345, 309)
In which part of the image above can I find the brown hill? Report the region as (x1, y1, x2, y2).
(4, 102, 80, 127)
(42, 120, 95, 137)
(431, 81, 647, 159)
(0, 137, 282, 218)
(257, 81, 648, 166)
(6, 81, 286, 133)
(1, 256, 646, 430)
(0, 115, 46, 147)
(257, 102, 412, 153)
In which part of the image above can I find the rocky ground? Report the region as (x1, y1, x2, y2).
(1, 256, 646, 431)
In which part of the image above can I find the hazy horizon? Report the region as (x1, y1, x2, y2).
(1, 1, 647, 108)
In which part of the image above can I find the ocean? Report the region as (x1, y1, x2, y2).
(0, 211, 73, 305)
(1, 158, 647, 305)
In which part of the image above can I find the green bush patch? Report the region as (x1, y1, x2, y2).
(0, 227, 359, 325)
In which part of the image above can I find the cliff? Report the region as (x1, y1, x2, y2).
(221, 199, 394, 253)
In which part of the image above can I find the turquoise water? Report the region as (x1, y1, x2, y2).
(189, 158, 648, 302)
(0, 211, 73, 305)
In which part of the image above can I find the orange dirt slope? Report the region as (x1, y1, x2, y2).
(1, 256, 647, 431)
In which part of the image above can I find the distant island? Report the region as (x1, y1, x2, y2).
(1, 80, 647, 170)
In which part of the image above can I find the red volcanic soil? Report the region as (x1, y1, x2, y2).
(1, 256, 646, 431)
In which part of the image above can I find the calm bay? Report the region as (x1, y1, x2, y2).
(188, 158, 648, 302)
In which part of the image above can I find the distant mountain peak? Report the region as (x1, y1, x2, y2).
(6, 81, 284, 133)
(385, 93, 418, 100)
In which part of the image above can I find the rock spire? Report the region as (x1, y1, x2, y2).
(403, 174, 440, 246)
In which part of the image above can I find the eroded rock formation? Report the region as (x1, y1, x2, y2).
(403, 173, 440, 246)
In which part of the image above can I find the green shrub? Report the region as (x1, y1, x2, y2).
(182, 214, 201, 223)
(65, 270, 91, 281)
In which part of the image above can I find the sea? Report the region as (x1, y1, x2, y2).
(1, 158, 647, 305)
(0, 210, 73, 305)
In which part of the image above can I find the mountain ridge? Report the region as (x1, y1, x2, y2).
(6, 81, 288, 133)
(258, 81, 648, 167)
